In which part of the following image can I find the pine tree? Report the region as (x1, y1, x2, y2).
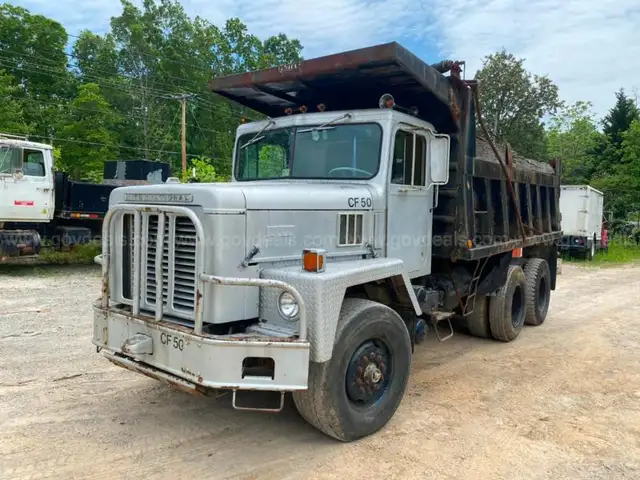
(602, 89, 639, 148)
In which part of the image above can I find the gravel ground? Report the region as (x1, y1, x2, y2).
(1, 263, 640, 479)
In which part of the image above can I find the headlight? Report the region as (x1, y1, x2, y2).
(278, 291, 299, 321)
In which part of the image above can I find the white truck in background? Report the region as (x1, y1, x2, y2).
(559, 185, 606, 260)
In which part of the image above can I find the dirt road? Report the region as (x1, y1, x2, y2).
(1, 263, 640, 479)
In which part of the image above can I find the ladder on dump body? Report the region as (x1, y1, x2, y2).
(462, 256, 490, 316)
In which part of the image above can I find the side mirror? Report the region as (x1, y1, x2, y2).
(429, 134, 450, 186)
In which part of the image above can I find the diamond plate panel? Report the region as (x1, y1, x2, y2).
(260, 258, 421, 362)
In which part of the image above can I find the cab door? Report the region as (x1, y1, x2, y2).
(386, 127, 433, 278)
(0, 145, 54, 222)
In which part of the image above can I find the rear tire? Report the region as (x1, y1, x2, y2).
(523, 258, 551, 326)
(293, 298, 412, 442)
(489, 265, 526, 342)
(586, 239, 595, 261)
(465, 295, 491, 338)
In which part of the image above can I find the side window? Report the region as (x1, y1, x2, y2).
(0, 146, 23, 175)
(23, 149, 45, 177)
(391, 130, 426, 186)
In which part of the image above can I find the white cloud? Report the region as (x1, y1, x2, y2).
(427, 0, 640, 120)
(14, 0, 640, 120)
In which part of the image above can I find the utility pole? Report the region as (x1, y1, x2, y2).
(166, 93, 197, 175)
(181, 97, 187, 174)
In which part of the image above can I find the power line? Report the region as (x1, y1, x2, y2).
(0, 45, 217, 101)
(4, 130, 205, 159)
(0, 45, 264, 120)
(0, 57, 260, 124)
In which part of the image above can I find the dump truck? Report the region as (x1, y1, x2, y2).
(558, 185, 606, 260)
(93, 42, 563, 442)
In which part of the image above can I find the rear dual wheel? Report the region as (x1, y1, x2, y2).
(489, 265, 527, 342)
(523, 258, 551, 326)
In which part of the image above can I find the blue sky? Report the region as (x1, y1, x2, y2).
(14, 0, 640, 121)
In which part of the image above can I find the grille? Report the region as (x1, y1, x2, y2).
(145, 214, 197, 314)
(338, 212, 363, 246)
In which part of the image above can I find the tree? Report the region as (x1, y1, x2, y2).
(547, 101, 602, 183)
(0, 4, 74, 136)
(591, 120, 640, 219)
(602, 89, 639, 148)
(181, 156, 229, 183)
(57, 83, 120, 181)
(475, 50, 562, 159)
(0, 69, 31, 134)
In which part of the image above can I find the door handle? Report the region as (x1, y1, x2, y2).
(37, 188, 51, 193)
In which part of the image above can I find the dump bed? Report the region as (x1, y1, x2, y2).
(210, 42, 563, 261)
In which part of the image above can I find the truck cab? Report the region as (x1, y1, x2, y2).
(0, 135, 55, 257)
(94, 42, 562, 443)
(0, 135, 55, 223)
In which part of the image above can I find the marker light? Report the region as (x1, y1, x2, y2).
(302, 248, 326, 273)
(379, 93, 395, 109)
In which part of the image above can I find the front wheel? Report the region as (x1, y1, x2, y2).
(293, 298, 412, 442)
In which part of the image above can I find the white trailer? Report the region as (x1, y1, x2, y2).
(559, 185, 605, 260)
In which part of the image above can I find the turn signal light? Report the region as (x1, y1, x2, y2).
(302, 248, 326, 273)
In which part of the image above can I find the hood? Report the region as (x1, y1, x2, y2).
(109, 180, 379, 212)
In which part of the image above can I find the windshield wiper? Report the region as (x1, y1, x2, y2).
(298, 113, 353, 133)
(240, 118, 276, 149)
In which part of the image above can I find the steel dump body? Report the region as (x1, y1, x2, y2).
(210, 42, 563, 262)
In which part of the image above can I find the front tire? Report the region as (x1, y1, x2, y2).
(489, 265, 526, 342)
(293, 298, 412, 442)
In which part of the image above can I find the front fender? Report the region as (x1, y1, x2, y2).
(260, 258, 420, 363)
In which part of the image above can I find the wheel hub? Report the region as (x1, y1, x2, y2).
(363, 363, 382, 384)
(345, 340, 390, 405)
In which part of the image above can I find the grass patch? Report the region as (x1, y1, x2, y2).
(0, 242, 101, 277)
(562, 238, 640, 267)
(38, 241, 101, 265)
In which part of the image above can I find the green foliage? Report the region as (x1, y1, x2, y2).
(39, 241, 102, 264)
(602, 89, 639, 149)
(56, 83, 120, 181)
(0, 0, 302, 178)
(0, 69, 31, 133)
(589, 119, 640, 219)
(181, 156, 230, 183)
(564, 239, 640, 267)
(474, 50, 562, 159)
(547, 101, 602, 183)
(0, 3, 73, 137)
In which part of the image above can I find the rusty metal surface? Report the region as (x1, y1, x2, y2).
(209, 42, 461, 134)
(200, 274, 308, 341)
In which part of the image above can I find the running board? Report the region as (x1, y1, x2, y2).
(232, 390, 286, 413)
(429, 311, 455, 342)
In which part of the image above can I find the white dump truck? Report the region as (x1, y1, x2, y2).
(558, 185, 606, 260)
(93, 42, 563, 442)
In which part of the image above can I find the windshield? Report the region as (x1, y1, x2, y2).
(234, 123, 382, 181)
